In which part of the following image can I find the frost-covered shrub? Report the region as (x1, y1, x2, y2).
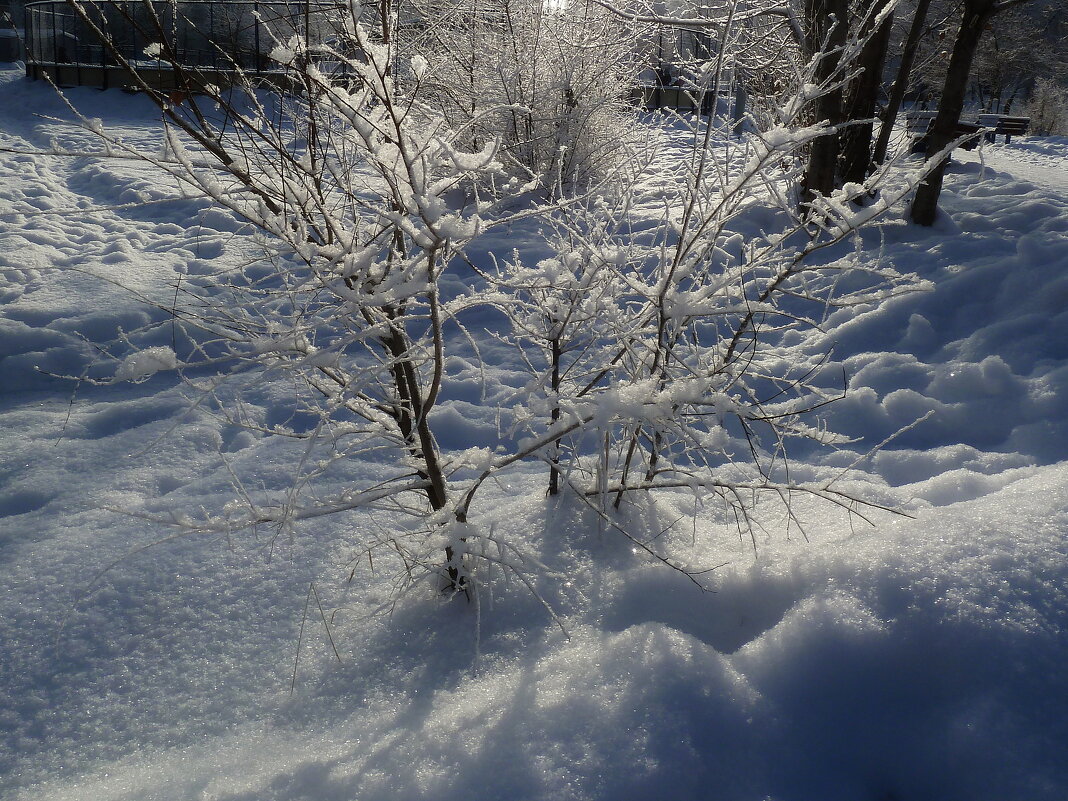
(404, 0, 642, 188)
(58, 0, 940, 608)
(1027, 78, 1068, 136)
(480, 100, 934, 553)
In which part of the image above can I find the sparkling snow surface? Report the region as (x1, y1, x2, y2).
(1, 67, 1067, 800)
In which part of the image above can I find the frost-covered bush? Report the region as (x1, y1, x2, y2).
(403, 0, 642, 188)
(1027, 77, 1068, 136)
(481, 99, 934, 557)
(57, 0, 939, 608)
(61, 1, 523, 591)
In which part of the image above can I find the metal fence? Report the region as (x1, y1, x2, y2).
(24, 0, 346, 89)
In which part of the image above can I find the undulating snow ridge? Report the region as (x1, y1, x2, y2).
(1, 67, 1066, 800)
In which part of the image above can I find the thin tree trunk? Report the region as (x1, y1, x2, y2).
(840, 0, 894, 186)
(548, 336, 561, 496)
(911, 0, 997, 226)
(382, 320, 460, 587)
(1004, 85, 1019, 114)
(872, 0, 933, 167)
(801, 0, 849, 206)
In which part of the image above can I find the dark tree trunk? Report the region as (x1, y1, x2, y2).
(382, 318, 460, 587)
(840, 0, 895, 186)
(1004, 87, 1018, 114)
(801, 0, 849, 207)
(873, 0, 934, 167)
(911, 0, 998, 226)
(548, 336, 561, 497)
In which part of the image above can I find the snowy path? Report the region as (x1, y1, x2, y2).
(959, 136, 1068, 195)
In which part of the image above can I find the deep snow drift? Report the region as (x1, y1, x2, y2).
(1, 66, 1067, 800)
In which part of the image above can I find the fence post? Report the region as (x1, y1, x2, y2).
(101, 3, 108, 89)
(24, 4, 34, 79)
(49, 2, 56, 69)
(254, 2, 259, 72)
(74, 8, 82, 86)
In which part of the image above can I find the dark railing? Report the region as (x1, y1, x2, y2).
(24, 0, 346, 89)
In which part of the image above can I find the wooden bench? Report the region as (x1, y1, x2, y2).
(976, 114, 1030, 144)
(904, 110, 982, 153)
(904, 110, 937, 149)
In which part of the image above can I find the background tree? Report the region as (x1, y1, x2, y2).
(1028, 76, 1068, 135)
(910, 0, 1034, 226)
(970, 3, 1068, 112)
(872, 0, 935, 166)
(839, 0, 896, 185)
(799, 0, 850, 204)
(401, 0, 642, 189)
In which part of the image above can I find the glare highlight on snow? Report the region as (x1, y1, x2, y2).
(0, 66, 1066, 800)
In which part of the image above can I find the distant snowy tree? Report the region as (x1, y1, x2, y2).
(1027, 77, 1068, 135)
(970, 3, 1067, 113)
(401, 0, 643, 188)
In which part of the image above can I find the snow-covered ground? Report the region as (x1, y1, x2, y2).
(2, 65, 1067, 800)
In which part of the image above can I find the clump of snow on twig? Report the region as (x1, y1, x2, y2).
(114, 346, 178, 382)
